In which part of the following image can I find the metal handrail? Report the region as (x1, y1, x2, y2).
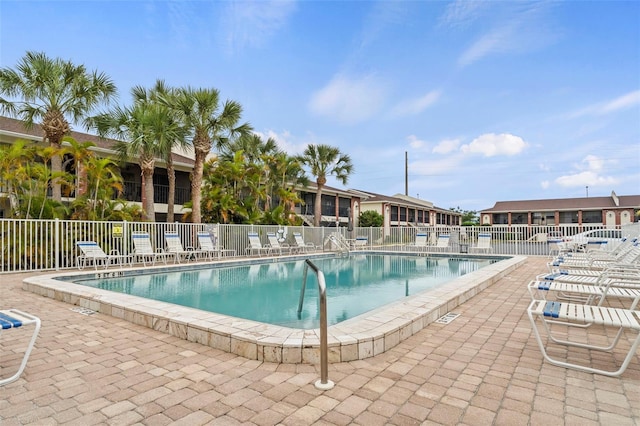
(299, 259, 334, 390)
(328, 234, 350, 253)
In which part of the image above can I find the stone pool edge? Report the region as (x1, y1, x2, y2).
(22, 254, 527, 364)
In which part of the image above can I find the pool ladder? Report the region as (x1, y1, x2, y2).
(327, 234, 350, 254)
(299, 259, 334, 390)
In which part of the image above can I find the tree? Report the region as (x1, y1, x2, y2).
(132, 80, 188, 222)
(297, 144, 353, 227)
(61, 136, 96, 197)
(0, 51, 116, 201)
(0, 140, 34, 215)
(91, 102, 163, 221)
(450, 206, 479, 225)
(173, 87, 252, 223)
(358, 210, 383, 227)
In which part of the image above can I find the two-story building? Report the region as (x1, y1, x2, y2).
(0, 116, 194, 221)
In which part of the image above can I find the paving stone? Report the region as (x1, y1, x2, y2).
(2, 258, 637, 425)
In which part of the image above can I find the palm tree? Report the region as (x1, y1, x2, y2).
(0, 140, 35, 215)
(86, 157, 123, 220)
(0, 51, 116, 201)
(91, 102, 162, 221)
(173, 87, 252, 223)
(132, 80, 188, 222)
(61, 136, 96, 198)
(298, 144, 354, 227)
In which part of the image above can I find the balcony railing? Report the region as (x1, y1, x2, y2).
(122, 181, 191, 205)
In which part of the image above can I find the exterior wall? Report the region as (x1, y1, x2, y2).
(485, 207, 636, 227)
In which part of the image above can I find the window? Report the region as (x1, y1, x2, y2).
(390, 206, 398, 221)
(532, 212, 543, 225)
(582, 210, 602, 223)
(493, 213, 508, 224)
(321, 194, 335, 216)
(338, 197, 350, 217)
(512, 214, 526, 224)
(559, 211, 578, 224)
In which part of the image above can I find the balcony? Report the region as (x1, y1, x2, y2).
(123, 181, 191, 205)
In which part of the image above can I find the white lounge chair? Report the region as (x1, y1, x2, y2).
(0, 309, 41, 386)
(246, 232, 271, 256)
(131, 232, 175, 266)
(528, 274, 640, 310)
(165, 232, 196, 263)
(196, 232, 235, 260)
(527, 299, 640, 376)
(267, 232, 294, 255)
(408, 233, 428, 252)
(429, 234, 450, 252)
(293, 232, 320, 253)
(352, 236, 368, 250)
(470, 233, 492, 253)
(76, 241, 129, 270)
(548, 243, 640, 273)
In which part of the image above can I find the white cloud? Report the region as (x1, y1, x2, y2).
(555, 171, 618, 188)
(541, 180, 550, 189)
(458, 25, 515, 67)
(460, 133, 528, 157)
(554, 155, 619, 188)
(390, 90, 441, 117)
(407, 134, 426, 149)
(433, 138, 461, 155)
(580, 154, 604, 172)
(308, 74, 387, 124)
(254, 129, 308, 155)
(439, 0, 490, 28)
(221, 0, 296, 53)
(452, 2, 559, 67)
(410, 156, 464, 177)
(567, 90, 640, 118)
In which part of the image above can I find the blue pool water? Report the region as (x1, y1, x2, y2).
(71, 254, 499, 329)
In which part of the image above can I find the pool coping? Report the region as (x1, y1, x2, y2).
(22, 252, 527, 364)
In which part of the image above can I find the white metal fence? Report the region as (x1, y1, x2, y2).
(1, 219, 638, 273)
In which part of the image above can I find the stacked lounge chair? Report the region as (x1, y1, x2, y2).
(527, 232, 640, 376)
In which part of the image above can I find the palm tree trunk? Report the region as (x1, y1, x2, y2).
(314, 186, 323, 227)
(167, 157, 176, 223)
(140, 156, 156, 221)
(142, 170, 155, 221)
(190, 150, 206, 223)
(50, 147, 63, 202)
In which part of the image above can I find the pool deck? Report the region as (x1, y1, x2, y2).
(1, 256, 639, 425)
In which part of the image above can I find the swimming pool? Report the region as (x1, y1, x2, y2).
(24, 252, 526, 363)
(68, 254, 499, 329)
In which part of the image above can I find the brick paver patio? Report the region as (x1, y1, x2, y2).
(1, 257, 639, 425)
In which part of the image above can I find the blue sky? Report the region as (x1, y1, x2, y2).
(1, 1, 639, 212)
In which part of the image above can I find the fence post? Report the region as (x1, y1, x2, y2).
(123, 220, 129, 255)
(55, 218, 60, 271)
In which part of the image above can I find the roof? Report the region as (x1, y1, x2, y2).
(352, 189, 458, 214)
(299, 182, 355, 198)
(481, 193, 640, 213)
(0, 115, 195, 167)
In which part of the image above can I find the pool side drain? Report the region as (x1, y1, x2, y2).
(435, 312, 460, 324)
(70, 307, 96, 316)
